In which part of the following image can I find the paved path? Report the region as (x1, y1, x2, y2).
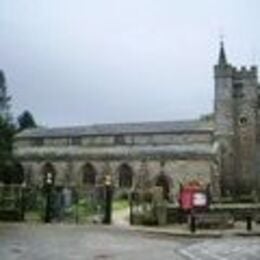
(112, 206, 130, 227)
(1, 224, 260, 260)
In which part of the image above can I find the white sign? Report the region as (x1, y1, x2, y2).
(193, 192, 207, 207)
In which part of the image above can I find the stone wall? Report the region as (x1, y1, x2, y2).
(19, 157, 217, 202)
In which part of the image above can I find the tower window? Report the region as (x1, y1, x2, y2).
(239, 117, 247, 125)
(233, 83, 244, 98)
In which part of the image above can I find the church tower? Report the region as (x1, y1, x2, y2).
(214, 42, 258, 197)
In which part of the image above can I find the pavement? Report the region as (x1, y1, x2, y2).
(112, 207, 260, 238)
(121, 223, 260, 239)
(1, 207, 260, 259)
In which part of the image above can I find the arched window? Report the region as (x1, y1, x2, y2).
(42, 162, 56, 185)
(118, 164, 133, 188)
(12, 163, 24, 184)
(82, 163, 96, 185)
(155, 173, 170, 200)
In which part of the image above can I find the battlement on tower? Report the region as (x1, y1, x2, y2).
(232, 65, 258, 79)
(215, 64, 258, 79)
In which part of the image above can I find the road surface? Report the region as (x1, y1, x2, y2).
(0, 224, 260, 260)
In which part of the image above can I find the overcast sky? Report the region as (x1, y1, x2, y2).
(0, 0, 259, 127)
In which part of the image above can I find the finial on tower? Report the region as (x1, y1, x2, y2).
(218, 35, 227, 65)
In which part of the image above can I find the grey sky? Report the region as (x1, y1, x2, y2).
(0, 0, 259, 126)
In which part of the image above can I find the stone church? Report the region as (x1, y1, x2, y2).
(13, 43, 260, 201)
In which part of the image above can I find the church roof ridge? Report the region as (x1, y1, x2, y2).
(16, 119, 213, 139)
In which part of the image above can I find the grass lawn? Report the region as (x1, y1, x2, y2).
(113, 199, 129, 211)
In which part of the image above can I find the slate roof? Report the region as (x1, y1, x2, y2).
(15, 144, 214, 160)
(16, 120, 213, 139)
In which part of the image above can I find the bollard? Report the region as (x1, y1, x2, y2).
(246, 216, 252, 232)
(190, 214, 196, 233)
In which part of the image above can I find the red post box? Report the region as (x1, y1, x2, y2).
(179, 181, 208, 211)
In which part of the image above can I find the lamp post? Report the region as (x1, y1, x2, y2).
(44, 172, 54, 223)
(103, 174, 112, 224)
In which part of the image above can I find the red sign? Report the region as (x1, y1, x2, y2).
(179, 181, 208, 210)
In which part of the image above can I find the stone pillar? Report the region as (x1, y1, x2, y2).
(153, 187, 167, 225)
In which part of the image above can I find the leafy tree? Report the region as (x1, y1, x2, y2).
(0, 71, 34, 184)
(0, 71, 19, 183)
(0, 115, 16, 183)
(18, 110, 37, 131)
